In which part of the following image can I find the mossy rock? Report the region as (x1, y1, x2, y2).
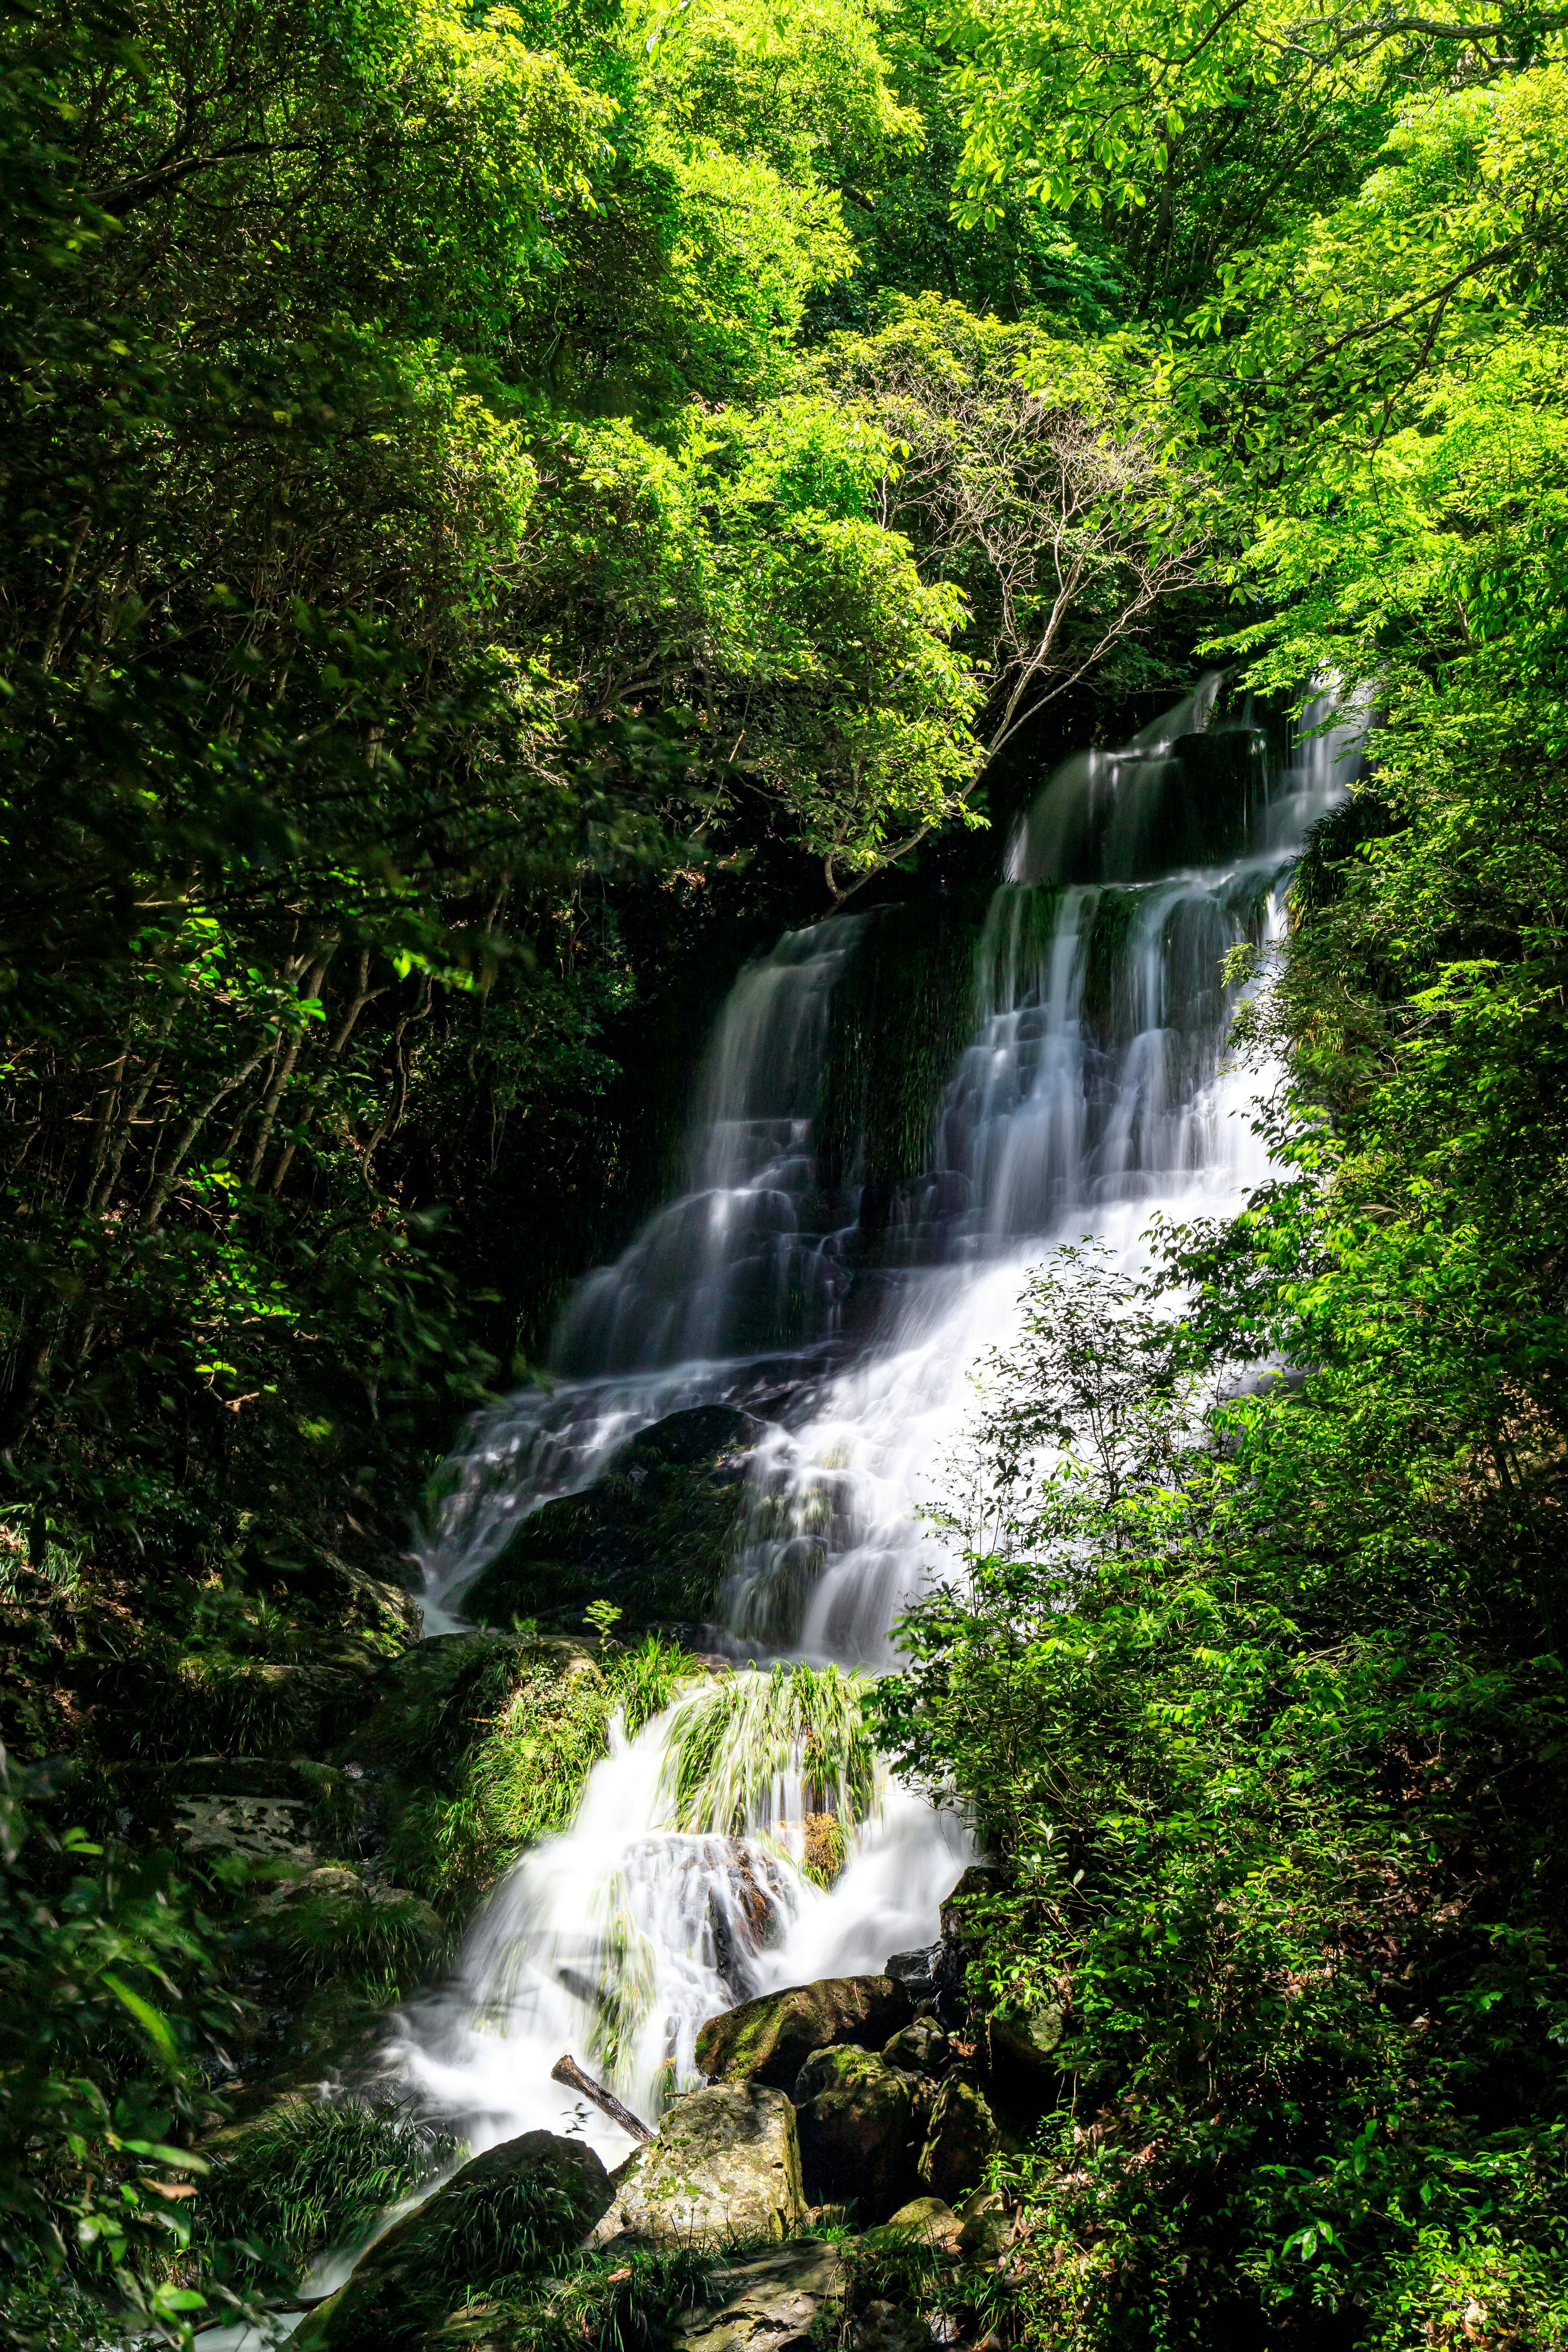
(917, 2076, 998, 2207)
(295, 2129, 613, 2352)
(265, 1864, 449, 1992)
(695, 1975, 912, 2092)
(588, 2082, 805, 2247)
(338, 1630, 535, 1781)
(461, 1408, 765, 1633)
(793, 2046, 915, 2222)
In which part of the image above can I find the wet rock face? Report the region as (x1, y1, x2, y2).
(296, 2129, 612, 2352)
(918, 2076, 1000, 2207)
(462, 1406, 766, 1634)
(674, 2238, 848, 2351)
(589, 2081, 805, 2247)
(793, 2045, 915, 2223)
(696, 1974, 913, 2091)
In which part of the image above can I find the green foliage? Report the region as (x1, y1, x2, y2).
(0, 1749, 237, 2333)
(425, 2237, 741, 2352)
(198, 2096, 460, 2280)
(875, 1225, 1568, 2348)
(268, 1871, 450, 1995)
(381, 1635, 696, 1909)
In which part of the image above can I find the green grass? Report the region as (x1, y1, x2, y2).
(661, 1661, 879, 1871)
(199, 2094, 461, 2279)
(382, 1634, 697, 1911)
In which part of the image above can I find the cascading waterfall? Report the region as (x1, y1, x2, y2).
(391, 679, 1365, 2164)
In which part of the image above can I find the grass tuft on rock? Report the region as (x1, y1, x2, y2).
(662, 1663, 878, 1877)
(199, 2094, 460, 2279)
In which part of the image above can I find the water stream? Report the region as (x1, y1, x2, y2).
(389, 681, 1365, 2167)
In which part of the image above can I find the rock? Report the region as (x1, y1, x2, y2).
(866, 2196, 962, 2256)
(696, 1975, 913, 2091)
(918, 2077, 999, 2207)
(981, 1996, 1065, 2141)
(173, 1790, 319, 1865)
(294, 2130, 612, 2352)
(792, 2046, 914, 2222)
(851, 2301, 933, 2352)
(957, 2187, 1011, 2261)
(675, 2239, 848, 2351)
(882, 2018, 949, 2076)
(461, 1409, 765, 1633)
(267, 1866, 448, 1989)
(884, 1946, 942, 2003)
(589, 2082, 805, 2247)
(929, 1867, 1004, 2031)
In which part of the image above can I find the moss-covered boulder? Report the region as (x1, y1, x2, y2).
(917, 2076, 998, 2207)
(295, 2129, 612, 2352)
(461, 1407, 765, 1633)
(695, 1976, 912, 2091)
(588, 2083, 805, 2247)
(265, 1864, 449, 1992)
(793, 2045, 915, 2222)
(882, 2017, 948, 2076)
(865, 2195, 962, 2256)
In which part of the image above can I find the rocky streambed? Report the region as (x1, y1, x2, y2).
(290, 1936, 1043, 2352)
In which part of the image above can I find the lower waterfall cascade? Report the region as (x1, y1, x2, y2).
(390, 680, 1367, 2166)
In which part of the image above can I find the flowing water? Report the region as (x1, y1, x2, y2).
(389, 681, 1365, 2165)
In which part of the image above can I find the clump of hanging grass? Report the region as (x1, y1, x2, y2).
(661, 1662, 880, 1880)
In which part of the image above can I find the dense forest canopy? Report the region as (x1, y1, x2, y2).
(2, 0, 1568, 2341)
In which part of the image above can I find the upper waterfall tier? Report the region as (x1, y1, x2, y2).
(420, 681, 1366, 1639)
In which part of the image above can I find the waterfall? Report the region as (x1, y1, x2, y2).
(390, 681, 1365, 2161)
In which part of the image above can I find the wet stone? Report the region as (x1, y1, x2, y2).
(793, 2045, 915, 2223)
(696, 1973, 913, 2091)
(295, 2129, 612, 2352)
(918, 2076, 999, 2207)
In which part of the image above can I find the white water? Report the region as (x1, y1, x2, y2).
(388, 682, 1365, 2165)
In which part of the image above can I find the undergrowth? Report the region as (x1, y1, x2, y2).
(199, 2094, 460, 2280)
(383, 1634, 695, 1911)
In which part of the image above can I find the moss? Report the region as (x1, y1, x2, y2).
(1078, 887, 1142, 1049)
(816, 896, 986, 1220)
(463, 1409, 760, 1635)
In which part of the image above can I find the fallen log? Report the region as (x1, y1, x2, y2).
(551, 2052, 655, 2143)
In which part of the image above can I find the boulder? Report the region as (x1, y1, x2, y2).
(792, 2046, 914, 2222)
(882, 2017, 949, 2076)
(695, 1975, 913, 2091)
(931, 1867, 1004, 2032)
(865, 2196, 962, 2256)
(956, 2187, 1011, 2262)
(294, 2130, 612, 2352)
(981, 1996, 1065, 2142)
(884, 1946, 942, 2004)
(918, 2077, 999, 2208)
(462, 1408, 766, 1634)
(589, 2082, 805, 2247)
(675, 2238, 848, 2351)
